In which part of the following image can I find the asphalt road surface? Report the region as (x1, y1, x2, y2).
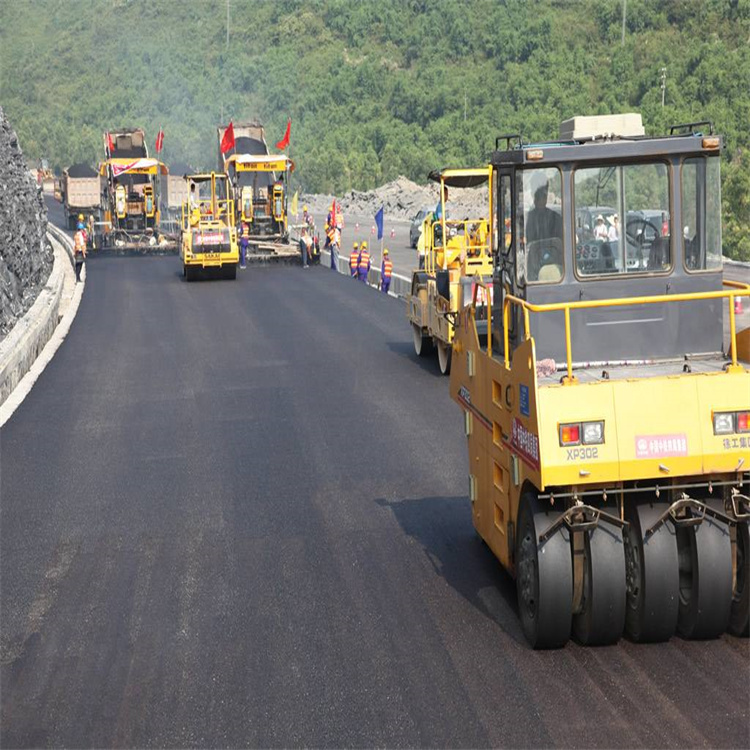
(1, 208, 748, 748)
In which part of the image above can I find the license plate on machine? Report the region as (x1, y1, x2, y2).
(202, 253, 220, 260)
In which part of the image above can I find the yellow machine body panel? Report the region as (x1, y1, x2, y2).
(451, 294, 750, 573)
(536, 371, 749, 487)
(241, 186, 254, 222)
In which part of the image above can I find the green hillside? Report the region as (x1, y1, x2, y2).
(1, 0, 748, 258)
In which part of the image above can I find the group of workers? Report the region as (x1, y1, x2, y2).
(348, 241, 392, 293)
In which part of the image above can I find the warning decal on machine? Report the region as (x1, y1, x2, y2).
(635, 434, 688, 458)
(511, 418, 540, 470)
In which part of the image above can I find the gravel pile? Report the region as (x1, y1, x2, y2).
(302, 175, 487, 222)
(0, 107, 53, 341)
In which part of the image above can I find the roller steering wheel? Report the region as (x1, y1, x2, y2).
(625, 218, 661, 246)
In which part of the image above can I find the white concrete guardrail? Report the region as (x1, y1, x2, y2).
(0, 225, 80, 425)
(320, 247, 412, 298)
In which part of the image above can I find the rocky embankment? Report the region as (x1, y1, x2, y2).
(302, 175, 486, 221)
(0, 107, 53, 340)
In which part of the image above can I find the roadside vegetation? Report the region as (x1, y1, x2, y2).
(1, 0, 748, 258)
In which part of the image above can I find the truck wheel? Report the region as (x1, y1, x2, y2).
(730, 520, 749, 636)
(516, 492, 572, 648)
(676, 510, 732, 639)
(573, 522, 626, 646)
(624, 501, 679, 642)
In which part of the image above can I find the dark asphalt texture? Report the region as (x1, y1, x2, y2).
(1, 208, 749, 748)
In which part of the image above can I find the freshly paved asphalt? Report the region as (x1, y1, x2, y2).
(0, 207, 748, 748)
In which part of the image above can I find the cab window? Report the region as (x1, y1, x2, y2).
(516, 167, 563, 284)
(682, 157, 722, 271)
(574, 163, 671, 276)
(499, 174, 512, 255)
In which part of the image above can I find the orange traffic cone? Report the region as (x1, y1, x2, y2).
(735, 296, 744, 315)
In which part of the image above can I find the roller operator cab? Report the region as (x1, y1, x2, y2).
(449, 114, 750, 648)
(180, 172, 239, 281)
(407, 167, 494, 374)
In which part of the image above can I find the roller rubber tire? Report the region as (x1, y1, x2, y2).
(730, 521, 750, 636)
(516, 493, 572, 649)
(412, 323, 432, 358)
(675, 510, 732, 639)
(225, 264, 237, 280)
(437, 340, 452, 375)
(624, 502, 679, 642)
(573, 523, 627, 646)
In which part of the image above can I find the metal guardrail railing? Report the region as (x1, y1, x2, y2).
(423, 219, 492, 275)
(180, 199, 235, 231)
(498, 280, 750, 380)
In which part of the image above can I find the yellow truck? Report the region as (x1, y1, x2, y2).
(407, 167, 494, 374)
(449, 115, 750, 647)
(180, 172, 239, 281)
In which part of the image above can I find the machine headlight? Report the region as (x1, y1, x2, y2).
(559, 421, 605, 447)
(713, 412, 735, 435)
(582, 421, 605, 445)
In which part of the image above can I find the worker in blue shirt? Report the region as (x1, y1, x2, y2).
(357, 241, 371, 283)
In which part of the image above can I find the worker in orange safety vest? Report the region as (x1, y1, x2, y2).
(73, 227, 87, 282)
(349, 242, 359, 277)
(357, 241, 370, 283)
(380, 248, 393, 293)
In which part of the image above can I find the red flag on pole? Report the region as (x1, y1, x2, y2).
(275, 119, 291, 150)
(106, 132, 114, 154)
(220, 121, 235, 154)
(155, 128, 164, 153)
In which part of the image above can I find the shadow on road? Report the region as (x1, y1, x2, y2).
(385, 340, 446, 378)
(376, 495, 526, 645)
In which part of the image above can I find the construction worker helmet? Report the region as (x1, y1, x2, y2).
(303, 205, 308, 212)
(78, 214, 84, 221)
(353, 242, 359, 249)
(361, 241, 367, 248)
(383, 248, 389, 255)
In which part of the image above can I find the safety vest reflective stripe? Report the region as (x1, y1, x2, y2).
(241, 226, 250, 238)
(74, 232, 86, 255)
(358, 251, 370, 269)
(350, 252, 358, 268)
(382, 260, 393, 278)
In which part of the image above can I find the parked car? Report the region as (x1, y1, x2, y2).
(410, 206, 434, 248)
